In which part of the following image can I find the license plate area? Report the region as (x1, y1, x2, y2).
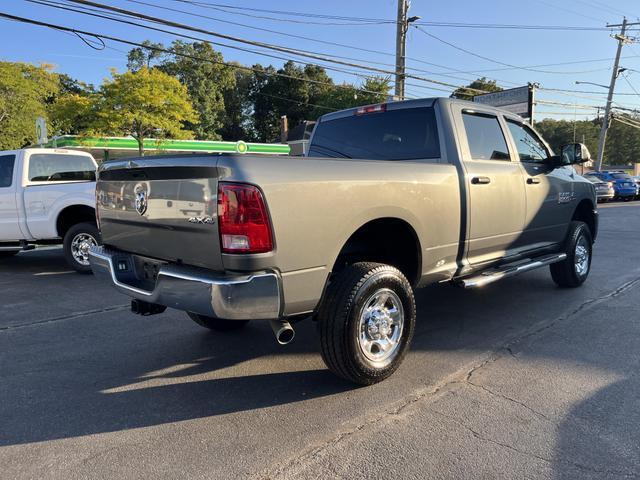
(110, 252, 167, 291)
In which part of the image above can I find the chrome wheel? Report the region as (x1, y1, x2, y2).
(70, 233, 97, 266)
(574, 235, 590, 276)
(358, 288, 404, 367)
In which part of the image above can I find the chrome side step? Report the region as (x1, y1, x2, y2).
(458, 253, 567, 289)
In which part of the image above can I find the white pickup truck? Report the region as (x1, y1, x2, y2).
(0, 148, 100, 272)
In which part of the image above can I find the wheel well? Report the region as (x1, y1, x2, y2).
(56, 205, 96, 238)
(572, 199, 596, 239)
(331, 218, 421, 285)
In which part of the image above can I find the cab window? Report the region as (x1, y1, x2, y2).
(462, 112, 510, 161)
(0, 155, 16, 187)
(506, 121, 549, 163)
(28, 154, 95, 182)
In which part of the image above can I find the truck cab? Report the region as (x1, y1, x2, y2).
(0, 148, 99, 272)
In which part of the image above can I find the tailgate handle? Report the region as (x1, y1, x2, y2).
(527, 177, 541, 184)
(471, 176, 491, 185)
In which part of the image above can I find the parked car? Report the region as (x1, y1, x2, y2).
(633, 176, 640, 199)
(0, 148, 100, 272)
(583, 172, 615, 202)
(592, 170, 637, 201)
(89, 98, 598, 385)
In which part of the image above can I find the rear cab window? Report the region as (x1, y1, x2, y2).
(309, 106, 441, 161)
(0, 154, 16, 188)
(27, 153, 96, 183)
(461, 112, 510, 161)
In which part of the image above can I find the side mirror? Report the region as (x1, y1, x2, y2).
(560, 143, 591, 165)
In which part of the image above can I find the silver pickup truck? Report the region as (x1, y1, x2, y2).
(89, 98, 597, 385)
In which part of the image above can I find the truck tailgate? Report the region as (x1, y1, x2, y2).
(96, 156, 223, 271)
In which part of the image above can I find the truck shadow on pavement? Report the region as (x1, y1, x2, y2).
(0, 268, 591, 448)
(1, 242, 639, 480)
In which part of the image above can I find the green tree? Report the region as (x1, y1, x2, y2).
(451, 77, 503, 100)
(158, 41, 235, 140)
(0, 61, 59, 149)
(127, 40, 167, 72)
(49, 93, 95, 135)
(92, 68, 198, 155)
(249, 60, 391, 141)
(314, 76, 390, 118)
(219, 66, 255, 141)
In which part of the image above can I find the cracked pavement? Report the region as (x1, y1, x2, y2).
(1, 203, 639, 479)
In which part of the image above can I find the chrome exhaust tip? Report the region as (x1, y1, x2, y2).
(269, 320, 295, 345)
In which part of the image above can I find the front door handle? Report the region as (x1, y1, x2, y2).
(527, 177, 541, 184)
(471, 176, 491, 185)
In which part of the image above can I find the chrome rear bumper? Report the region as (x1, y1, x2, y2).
(89, 246, 281, 320)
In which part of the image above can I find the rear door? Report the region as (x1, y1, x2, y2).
(505, 120, 573, 248)
(457, 109, 527, 266)
(97, 156, 223, 271)
(0, 153, 22, 241)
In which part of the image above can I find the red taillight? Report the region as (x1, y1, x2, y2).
(355, 103, 386, 115)
(217, 182, 273, 254)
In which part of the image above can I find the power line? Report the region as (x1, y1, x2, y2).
(114, 0, 507, 84)
(621, 72, 640, 99)
(414, 26, 615, 75)
(531, 0, 604, 23)
(30, 0, 402, 89)
(167, 0, 618, 31)
(0, 11, 389, 101)
(45, 0, 495, 95)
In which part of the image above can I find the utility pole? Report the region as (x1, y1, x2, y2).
(595, 18, 640, 171)
(394, 1, 420, 100)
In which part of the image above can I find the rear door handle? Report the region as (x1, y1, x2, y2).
(527, 177, 541, 184)
(471, 176, 491, 185)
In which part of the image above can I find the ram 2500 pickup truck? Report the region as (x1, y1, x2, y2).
(0, 148, 100, 272)
(89, 98, 597, 385)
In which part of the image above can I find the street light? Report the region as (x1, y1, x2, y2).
(575, 80, 610, 89)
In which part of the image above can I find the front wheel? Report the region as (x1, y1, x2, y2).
(63, 222, 100, 273)
(317, 262, 416, 385)
(187, 312, 250, 332)
(550, 221, 593, 288)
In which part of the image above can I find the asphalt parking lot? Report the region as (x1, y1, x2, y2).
(1, 202, 639, 480)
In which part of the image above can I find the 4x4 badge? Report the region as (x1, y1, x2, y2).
(188, 216, 215, 224)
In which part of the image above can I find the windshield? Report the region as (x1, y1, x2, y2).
(309, 107, 440, 161)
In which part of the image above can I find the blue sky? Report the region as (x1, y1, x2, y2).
(2, 0, 640, 119)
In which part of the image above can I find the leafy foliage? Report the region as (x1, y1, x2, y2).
(452, 77, 503, 100)
(91, 68, 198, 155)
(0, 62, 59, 149)
(249, 61, 389, 141)
(158, 41, 235, 141)
(126, 40, 167, 72)
(535, 116, 640, 166)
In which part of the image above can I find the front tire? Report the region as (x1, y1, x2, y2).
(187, 312, 250, 332)
(63, 222, 100, 273)
(550, 221, 593, 288)
(317, 262, 416, 385)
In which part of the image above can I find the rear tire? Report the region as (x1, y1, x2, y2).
(187, 312, 250, 332)
(550, 221, 592, 288)
(63, 222, 100, 273)
(317, 262, 416, 385)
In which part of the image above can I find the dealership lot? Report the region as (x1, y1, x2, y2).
(1, 202, 639, 480)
